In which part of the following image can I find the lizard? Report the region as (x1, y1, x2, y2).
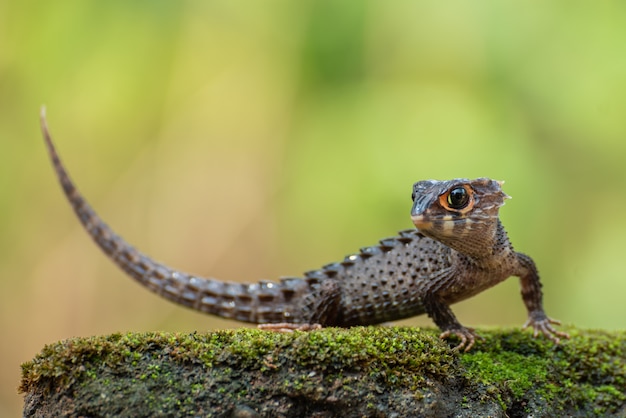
(40, 110, 569, 351)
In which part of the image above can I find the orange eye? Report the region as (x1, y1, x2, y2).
(439, 185, 474, 212)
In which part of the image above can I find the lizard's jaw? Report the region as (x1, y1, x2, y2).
(411, 214, 459, 237)
(411, 214, 431, 231)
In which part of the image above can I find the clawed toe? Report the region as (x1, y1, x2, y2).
(258, 323, 322, 333)
(523, 314, 570, 344)
(440, 327, 481, 352)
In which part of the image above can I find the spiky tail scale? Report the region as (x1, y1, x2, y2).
(40, 109, 313, 324)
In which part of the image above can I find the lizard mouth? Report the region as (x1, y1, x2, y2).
(412, 214, 467, 235)
(411, 215, 431, 230)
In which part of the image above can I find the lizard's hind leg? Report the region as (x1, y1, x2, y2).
(258, 280, 341, 331)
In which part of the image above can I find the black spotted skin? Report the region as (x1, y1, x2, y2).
(41, 110, 568, 351)
(332, 230, 450, 326)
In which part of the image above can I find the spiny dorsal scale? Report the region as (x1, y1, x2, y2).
(341, 254, 359, 267)
(395, 235, 413, 245)
(378, 238, 398, 251)
(321, 262, 341, 278)
(279, 276, 301, 287)
(359, 246, 382, 258)
(303, 270, 325, 282)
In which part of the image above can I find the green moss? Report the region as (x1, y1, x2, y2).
(20, 326, 626, 417)
(458, 327, 626, 415)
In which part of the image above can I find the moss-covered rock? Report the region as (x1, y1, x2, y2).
(20, 326, 626, 417)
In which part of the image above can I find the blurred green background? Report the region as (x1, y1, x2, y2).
(2, 1, 626, 415)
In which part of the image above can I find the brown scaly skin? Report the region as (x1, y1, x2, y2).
(40, 109, 569, 351)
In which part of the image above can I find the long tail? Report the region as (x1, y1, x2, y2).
(40, 108, 309, 324)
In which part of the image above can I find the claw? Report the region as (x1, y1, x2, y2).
(523, 314, 570, 344)
(258, 323, 322, 333)
(440, 327, 481, 352)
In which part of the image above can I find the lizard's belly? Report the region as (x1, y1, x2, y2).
(442, 268, 512, 306)
(337, 300, 425, 327)
(338, 293, 427, 326)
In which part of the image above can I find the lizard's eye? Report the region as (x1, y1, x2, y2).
(446, 186, 470, 210)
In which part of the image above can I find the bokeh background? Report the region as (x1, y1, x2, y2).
(2, 1, 626, 415)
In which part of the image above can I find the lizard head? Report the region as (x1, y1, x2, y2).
(410, 178, 510, 259)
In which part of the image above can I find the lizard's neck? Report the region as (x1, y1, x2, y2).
(437, 219, 514, 267)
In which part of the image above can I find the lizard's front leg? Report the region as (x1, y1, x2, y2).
(423, 292, 481, 352)
(516, 253, 570, 343)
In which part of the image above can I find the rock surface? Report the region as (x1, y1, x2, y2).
(20, 326, 626, 417)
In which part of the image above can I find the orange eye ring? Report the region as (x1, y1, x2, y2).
(439, 184, 475, 214)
